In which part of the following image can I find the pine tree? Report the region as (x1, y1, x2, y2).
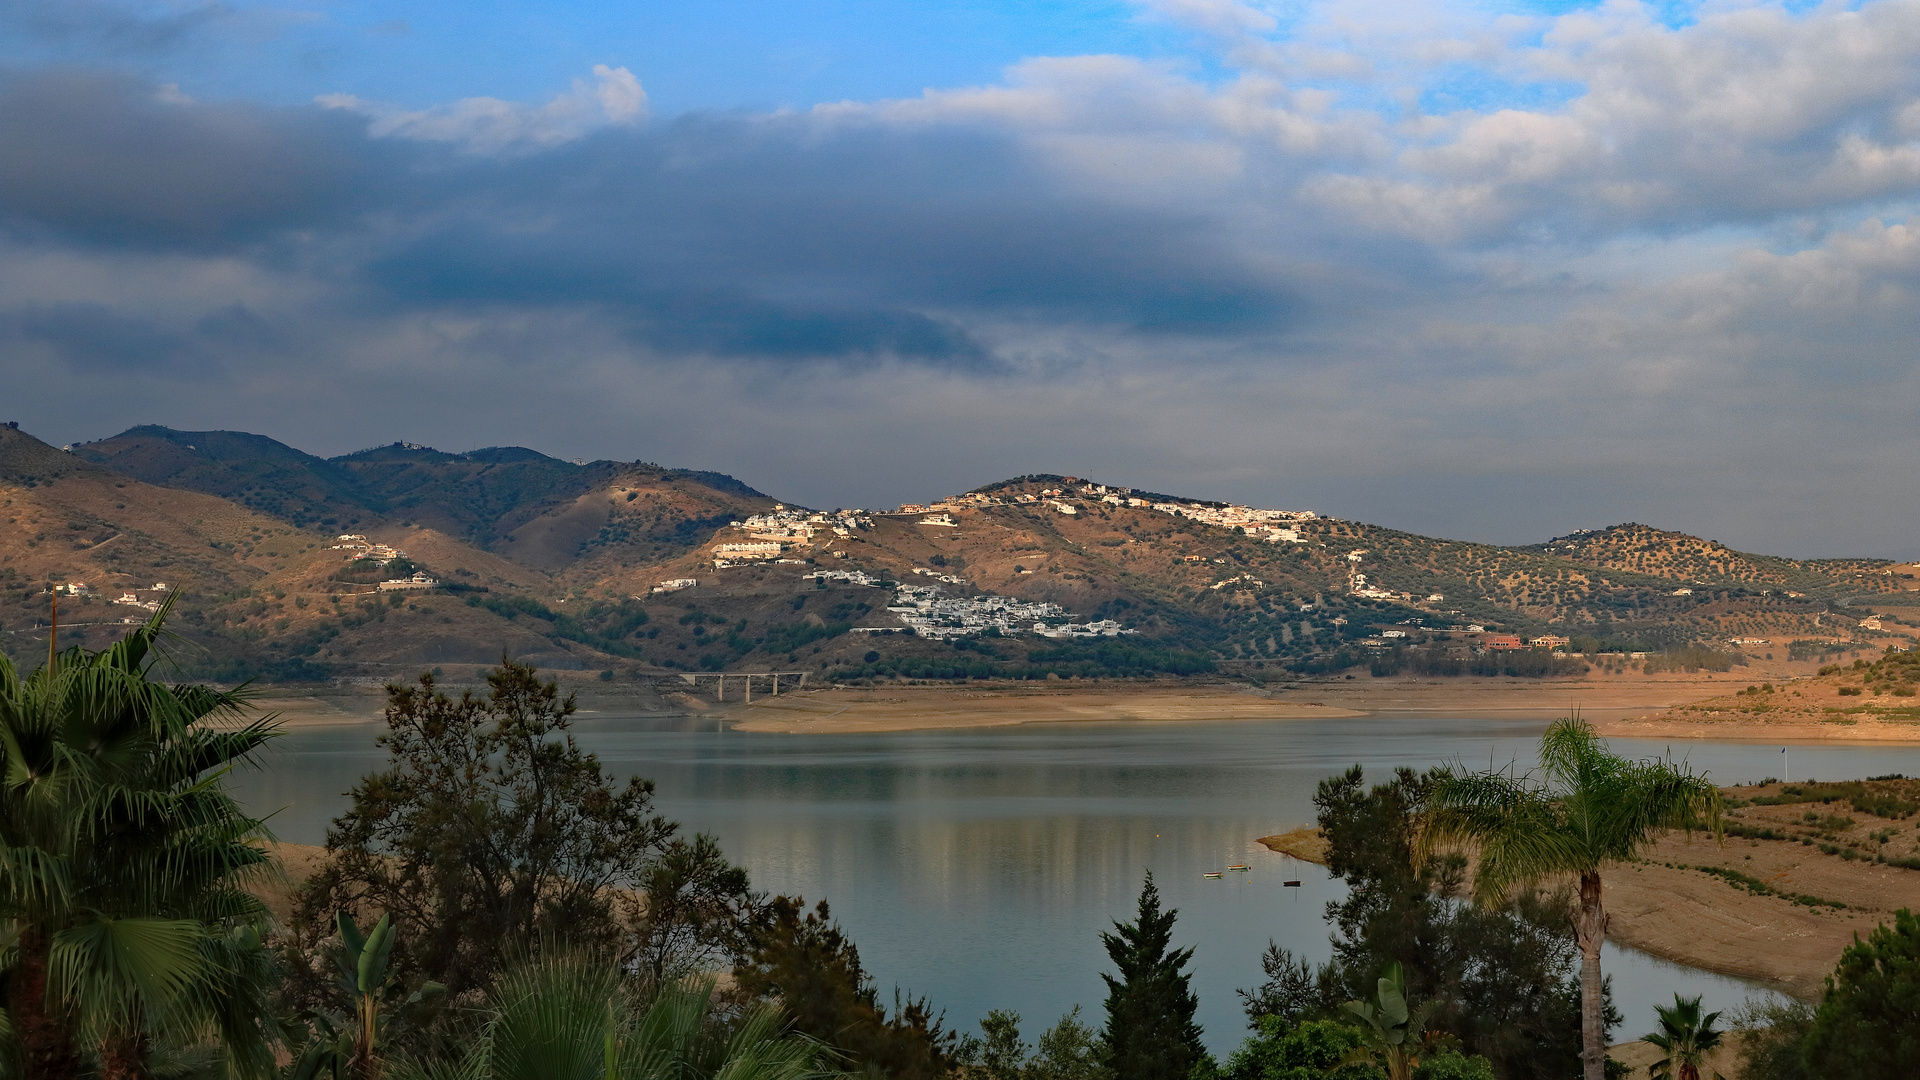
(1100, 872, 1207, 1080)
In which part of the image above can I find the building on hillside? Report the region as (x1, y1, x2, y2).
(1529, 635, 1571, 650)
(378, 572, 440, 592)
(1481, 634, 1526, 651)
(651, 578, 697, 594)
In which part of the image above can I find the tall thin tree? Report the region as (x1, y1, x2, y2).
(1424, 718, 1721, 1080)
(1100, 872, 1205, 1080)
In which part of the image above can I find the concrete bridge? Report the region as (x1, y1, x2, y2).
(675, 671, 809, 703)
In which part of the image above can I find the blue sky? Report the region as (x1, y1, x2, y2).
(3, 1, 1189, 111)
(3, 0, 1919, 557)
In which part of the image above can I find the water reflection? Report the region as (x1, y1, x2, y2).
(232, 716, 1920, 1053)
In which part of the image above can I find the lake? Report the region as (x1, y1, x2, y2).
(231, 713, 1920, 1054)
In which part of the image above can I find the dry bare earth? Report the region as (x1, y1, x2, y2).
(1599, 648, 1920, 743)
(1255, 780, 1920, 999)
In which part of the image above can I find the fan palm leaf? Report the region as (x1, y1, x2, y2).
(0, 599, 283, 1079)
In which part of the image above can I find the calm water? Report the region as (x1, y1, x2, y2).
(232, 715, 1920, 1053)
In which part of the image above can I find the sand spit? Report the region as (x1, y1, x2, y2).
(1253, 782, 1920, 998)
(1256, 827, 1330, 865)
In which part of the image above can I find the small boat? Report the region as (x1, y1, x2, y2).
(1202, 871, 1224, 879)
(1227, 864, 1250, 872)
(1282, 880, 1302, 887)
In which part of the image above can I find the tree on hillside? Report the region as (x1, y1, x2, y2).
(1800, 907, 1920, 1076)
(293, 661, 750, 999)
(1100, 872, 1207, 1080)
(0, 602, 283, 1080)
(1425, 719, 1722, 1080)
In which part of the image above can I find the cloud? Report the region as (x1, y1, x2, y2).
(2, 0, 235, 54)
(6, 4, 1920, 557)
(318, 65, 648, 154)
(0, 70, 371, 245)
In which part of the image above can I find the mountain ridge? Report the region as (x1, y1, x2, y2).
(7, 424, 1912, 686)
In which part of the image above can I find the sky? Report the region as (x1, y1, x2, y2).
(2, 0, 1918, 559)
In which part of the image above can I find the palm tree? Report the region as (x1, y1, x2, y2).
(1424, 718, 1721, 1080)
(1643, 994, 1723, 1080)
(0, 600, 282, 1078)
(390, 952, 835, 1080)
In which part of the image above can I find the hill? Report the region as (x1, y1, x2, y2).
(1523, 523, 1896, 592)
(13, 426, 1910, 688)
(70, 426, 773, 565)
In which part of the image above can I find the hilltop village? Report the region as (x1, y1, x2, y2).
(4, 427, 1915, 691)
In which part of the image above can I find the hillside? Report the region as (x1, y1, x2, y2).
(69, 427, 771, 557)
(10, 425, 1910, 687)
(1611, 643, 1920, 740)
(1524, 523, 1898, 592)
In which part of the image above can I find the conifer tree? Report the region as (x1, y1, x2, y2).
(1100, 872, 1206, 1080)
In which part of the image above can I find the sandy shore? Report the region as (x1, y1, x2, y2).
(725, 686, 1362, 733)
(1596, 714, 1920, 743)
(1262, 673, 1754, 722)
(249, 695, 385, 728)
(714, 674, 1753, 734)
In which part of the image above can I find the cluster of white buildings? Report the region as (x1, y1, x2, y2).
(56, 581, 168, 605)
(887, 483, 1318, 542)
(1034, 619, 1136, 639)
(649, 578, 698, 595)
(715, 506, 872, 567)
(876, 582, 1136, 641)
(333, 534, 406, 564)
(884, 583, 1074, 640)
(1139, 499, 1316, 542)
(804, 568, 889, 588)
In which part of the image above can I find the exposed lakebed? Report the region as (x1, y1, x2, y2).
(232, 714, 1920, 1053)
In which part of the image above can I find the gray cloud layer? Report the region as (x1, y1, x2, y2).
(4, 2, 1920, 558)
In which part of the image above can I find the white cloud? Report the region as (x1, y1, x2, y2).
(317, 64, 646, 154)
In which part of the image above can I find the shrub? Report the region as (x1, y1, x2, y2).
(1801, 907, 1920, 1075)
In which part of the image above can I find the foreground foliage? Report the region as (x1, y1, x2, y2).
(0, 602, 281, 1080)
(1800, 906, 1920, 1076)
(733, 896, 956, 1080)
(1247, 765, 1600, 1078)
(389, 952, 833, 1080)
